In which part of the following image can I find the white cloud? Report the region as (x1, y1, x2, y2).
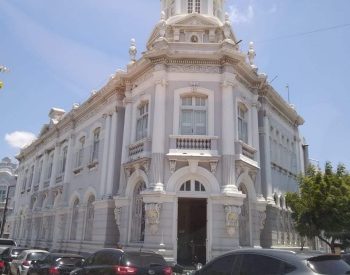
(5, 131, 36, 149)
(229, 4, 254, 24)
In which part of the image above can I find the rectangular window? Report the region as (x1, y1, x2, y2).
(91, 128, 100, 162)
(47, 154, 54, 180)
(238, 106, 248, 143)
(180, 95, 207, 135)
(61, 146, 68, 173)
(136, 102, 149, 141)
(76, 137, 85, 168)
(36, 160, 43, 185)
(0, 186, 7, 202)
(195, 0, 200, 13)
(188, 0, 193, 13)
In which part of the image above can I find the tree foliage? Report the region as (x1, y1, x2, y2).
(286, 162, 350, 252)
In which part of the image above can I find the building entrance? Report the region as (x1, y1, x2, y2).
(177, 198, 207, 267)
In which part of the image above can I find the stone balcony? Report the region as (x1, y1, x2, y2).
(234, 140, 259, 168)
(128, 138, 152, 161)
(168, 135, 219, 159)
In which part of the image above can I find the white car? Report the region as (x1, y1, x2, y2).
(10, 249, 48, 275)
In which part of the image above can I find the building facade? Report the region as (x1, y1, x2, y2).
(0, 157, 17, 238)
(10, 0, 308, 265)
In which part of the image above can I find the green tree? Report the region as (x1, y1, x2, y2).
(286, 162, 350, 253)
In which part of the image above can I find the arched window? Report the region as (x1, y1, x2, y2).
(238, 103, 248, 143)
(131, 182, 146, 242)
(84, 195, 95, 241)
(180, 94, 207, 135)
(70, 199, 79, 240)
(179, 180, 205, 192)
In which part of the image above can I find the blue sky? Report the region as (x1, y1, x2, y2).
(1, 0, 349, 170)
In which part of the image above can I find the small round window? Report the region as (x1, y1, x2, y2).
(191, 35, 199, 43)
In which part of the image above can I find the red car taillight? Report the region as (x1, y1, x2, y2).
(113, 265, 138, 275)
(22, 260, 30, 267)
(49, 266, 60, 275)
(0, 260, 4, 268)
(163, 266, 173, 275)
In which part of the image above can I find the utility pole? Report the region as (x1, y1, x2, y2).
(0, 185, 15, 238)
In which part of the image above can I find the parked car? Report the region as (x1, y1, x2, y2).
(342, 253, 350, 265)
(0, 246, 28, 275)
(194, 248, 350, 275)
(0, 238, 17, 253)
(10, 249, 49, 275)
(27, 253, 84, 275)
(70, 248, 173, 275)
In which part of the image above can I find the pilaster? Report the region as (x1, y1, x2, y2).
(106, 109, 118, 198)
(100, 114, 111, 198)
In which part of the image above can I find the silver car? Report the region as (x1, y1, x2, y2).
(10, 249, 48, 275)
(194, 248, 350, 275)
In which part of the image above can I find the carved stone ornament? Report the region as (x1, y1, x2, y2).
(258, 210, 267, 230)
(248, 42, 258, 72)
(209, 161, 218, 174)
(129, 39, 137, 63)
(223, 13, 231, 39)
(158, 11, 167, 38)
(248, 170, 257, 183)
(114, 207, 122, 226)
(145, 203, 161, 235)
(169, 160, 176, 174)
(224, 205, 241, 237)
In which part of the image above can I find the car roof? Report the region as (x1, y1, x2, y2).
(49, 253, 83, 258)
(222, 248, 331, 264)
(22, 249, 49, 254)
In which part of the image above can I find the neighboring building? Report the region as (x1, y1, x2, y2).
(0, 157, 17, 238)
(10, 0, 308, 265)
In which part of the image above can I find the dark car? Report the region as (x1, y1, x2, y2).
(194, 248, 350, 275)
(27, 253, 84, 275)
(0, 246, 28, 274)
(70, 248, 172, 275)
(342, 253, 350, 265)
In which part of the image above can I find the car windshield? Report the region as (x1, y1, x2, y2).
(124, 253, 166, 268)
(28, 252, 47, 261)
(0, 240, 15, 246)
(307, 255, 350, 274)
(12, 248, 27, 255)
(54, 257, 83, 266)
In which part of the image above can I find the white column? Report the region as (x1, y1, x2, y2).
(150, 72, 167, 191)
(221, 79, 238, 194)
(175, 0, 181, 14)
(208, 0, 213, 15)
(99, 114, 111, 198)
(252, 98, 262, 196)
(49, 144, 60, 187)
(105, 110, 118, 198)
(263, 114, 273, 201)
(121, 90, 133, 163)
(63, 134, 74, 184)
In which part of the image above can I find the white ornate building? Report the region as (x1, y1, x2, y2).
(10, 0, 308, 265)
(0, 157, 17, 238)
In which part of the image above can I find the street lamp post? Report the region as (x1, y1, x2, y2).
(0, 185, 15, 238)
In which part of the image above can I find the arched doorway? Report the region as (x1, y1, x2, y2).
(130, 181, 146, 242)
(239, 184, 250, 246)
(177, 180, 207, 267)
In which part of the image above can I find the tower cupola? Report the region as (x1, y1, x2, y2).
(161, 0, 225, 22)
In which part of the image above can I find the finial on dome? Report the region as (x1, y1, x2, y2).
(129, 38, 137, 64)
(248, 41, 258, 72)
(225, 12, 230, 23)
(160, 10, 166, 21)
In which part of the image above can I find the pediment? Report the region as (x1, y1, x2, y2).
(172, 14, 220, 27)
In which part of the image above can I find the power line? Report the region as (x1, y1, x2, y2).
(257, 23, 350, 43)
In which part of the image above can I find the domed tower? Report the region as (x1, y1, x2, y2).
(146, 0, 238, 49)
